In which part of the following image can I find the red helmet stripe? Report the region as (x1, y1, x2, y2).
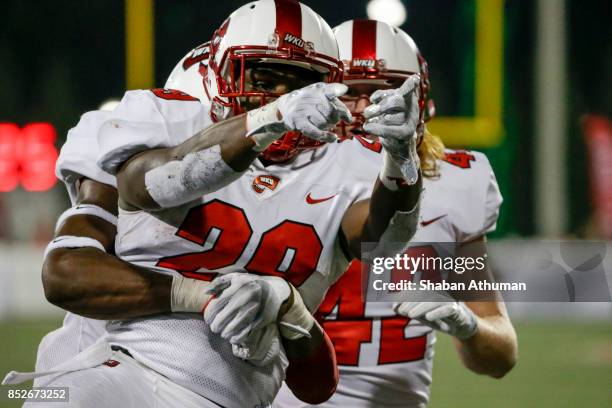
(275, 0, 302, 37)
(352, 19, 377, 59)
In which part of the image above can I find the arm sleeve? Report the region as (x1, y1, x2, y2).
(96, 89, 211, 174)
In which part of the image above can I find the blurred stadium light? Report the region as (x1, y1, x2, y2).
(99, 98, 121, 111)
(0, 123, 58, 192)
(366, 0, 407, 27)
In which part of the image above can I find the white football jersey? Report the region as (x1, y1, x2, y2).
(35, 110, 116, 383)
(95, 90, 382, 408)
(56, 110, 116, 203)
(274, 148, 502, 407)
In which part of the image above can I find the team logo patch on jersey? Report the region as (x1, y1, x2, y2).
(252, 175, 280, 194)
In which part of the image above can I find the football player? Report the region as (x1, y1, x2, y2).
(274, 20, 518, 408)
(20, 41, 339, 405)
(4, 3, 423, 408)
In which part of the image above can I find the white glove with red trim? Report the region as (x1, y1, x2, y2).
(246, 82, 352, 149)
(393, 290, 478, 340)
(363, 75, 421, 188)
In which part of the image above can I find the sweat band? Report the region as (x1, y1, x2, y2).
(44, 236, 106, 259)
(144, 144, 242, 208)
(54, 204, 118, 233)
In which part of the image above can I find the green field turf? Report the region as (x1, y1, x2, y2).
(0, 320, 610, 407)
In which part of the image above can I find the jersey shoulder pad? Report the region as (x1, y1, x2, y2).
(97, 89, 211, 174)
(57, 110, 116, 203)
(332, 136, 382, 202)
(334, 136, 382, 181)
(434, 149, 502, 241)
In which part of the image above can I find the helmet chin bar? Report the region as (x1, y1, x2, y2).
(259, 131, 325, 163)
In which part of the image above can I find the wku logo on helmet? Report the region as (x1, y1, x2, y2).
(182, 42, 210, 71)
(279, 33, 315, 53)
(252, 175, 280, 194)
(351, 59, 376, 68)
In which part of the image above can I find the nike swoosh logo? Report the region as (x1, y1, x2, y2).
(421, 214, 447, 227)
(306, 193, 337, 205)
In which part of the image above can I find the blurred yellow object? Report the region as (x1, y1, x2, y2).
(429, 0, 504, 148)
(126, 0, 154, 90)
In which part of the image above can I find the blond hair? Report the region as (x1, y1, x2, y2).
(418, 127, 445, 179)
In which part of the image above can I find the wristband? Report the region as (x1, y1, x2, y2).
(170, 275, 214, 313)
(44, 236, 106, 259)
(55, 204, 118, 233)
(379, 151, 408, 191)
(245, 101, 286, 151)
(279, 284, 316, 340)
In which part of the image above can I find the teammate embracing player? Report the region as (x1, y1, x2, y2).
(274, 20, 518, 408)
(4, 2, 426, 408)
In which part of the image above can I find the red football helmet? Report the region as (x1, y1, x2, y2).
(333, 19, 435, 140)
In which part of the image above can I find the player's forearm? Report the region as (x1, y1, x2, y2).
(283, 322, 339, 404)
(42, 247, 172, 319)
(453, 313, 518, 378)
(117, 113, 258, 211)
(343, 175, 422, 258)
(366, 175, 421, 239)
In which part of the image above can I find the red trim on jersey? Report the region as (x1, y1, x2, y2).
(352, 19, 377, 59)
(275, 0, 302, 38)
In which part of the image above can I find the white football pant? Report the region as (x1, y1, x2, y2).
(18, 341, 221, 408)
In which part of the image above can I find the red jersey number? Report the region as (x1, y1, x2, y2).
(157, 200, 321, 286)
(443, 151, 475, 169)
(319, 246, 441, 366)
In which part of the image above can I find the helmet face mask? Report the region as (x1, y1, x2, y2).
(209, 43, 341, 117)
(231, 60, 329, 113)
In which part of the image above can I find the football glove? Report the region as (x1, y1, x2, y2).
(246, 82, 352, 150)
(204, 273, 315, 359)
(231, 324, 281, 367)
(363, 75, 421, 187)
(393, 290, 478, 340)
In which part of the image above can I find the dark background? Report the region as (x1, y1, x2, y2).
(0, 0, 610, 239)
